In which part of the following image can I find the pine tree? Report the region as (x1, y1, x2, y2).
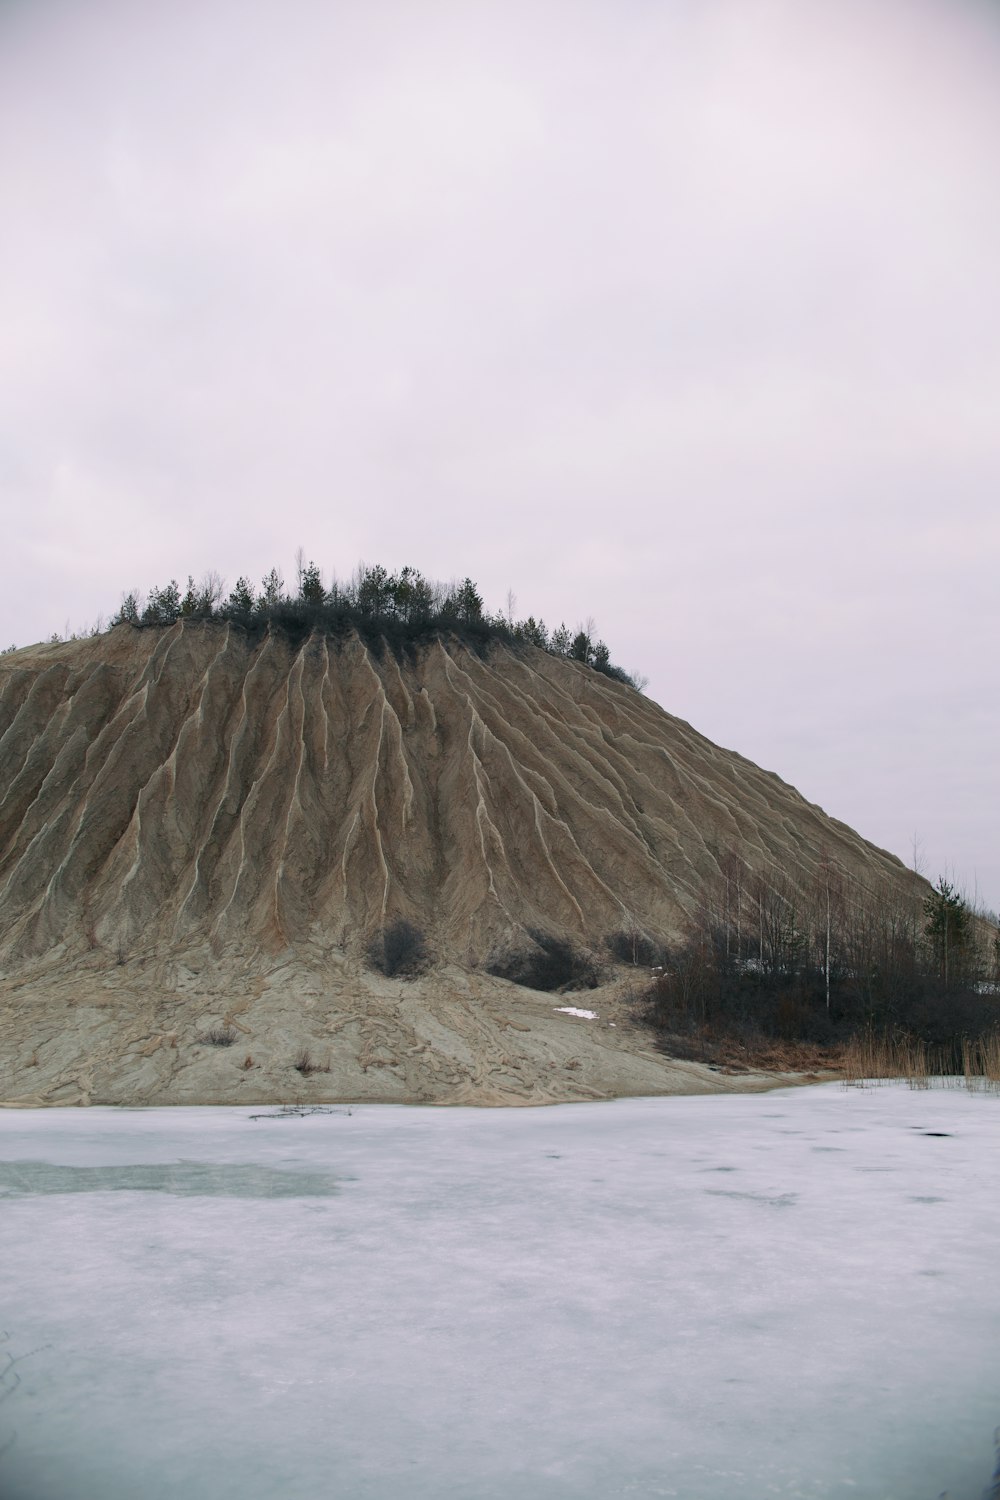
(113, 592, 141, 626)
(570, 630, 593, 664)
(259, 568, 285, 610)
(142, 581, 181, 625)
(225, 577, 256, 617)
(300, 560, 325, 605)
(454, 578, 484, 623)
(180, 576, 199, 616)
(355, 564, 393, 618)
(923, 878, 971, 988)
(518, 616, 548, 648)
(393, 566, 434, 623)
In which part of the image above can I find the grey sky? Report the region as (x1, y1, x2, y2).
(2, 0, 998, 907)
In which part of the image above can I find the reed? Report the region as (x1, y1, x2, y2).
(960, 1032, 1000, 1093)
(841, 1030, 904, 1087)
(842, 1027, 1000, 1092)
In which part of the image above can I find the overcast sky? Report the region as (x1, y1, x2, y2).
(1, 0, 998, 909)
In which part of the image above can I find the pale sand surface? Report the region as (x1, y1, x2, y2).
(1, 960, 821, 1107)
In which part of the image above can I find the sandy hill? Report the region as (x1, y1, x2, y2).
(0, 622, 922, 1106)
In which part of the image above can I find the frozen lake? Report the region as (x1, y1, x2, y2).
(1, 1085, 998, 1500)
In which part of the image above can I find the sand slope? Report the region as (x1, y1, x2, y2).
(0, 622, 918, 1104)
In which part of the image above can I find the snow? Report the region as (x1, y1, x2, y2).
(554, 1006, 598, 1019)
(1, 1085, 999, 1500)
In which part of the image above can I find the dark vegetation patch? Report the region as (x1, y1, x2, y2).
(630, 863, 1000, 1077)
(293, 1049, 330, 1076)
(202, 1024, 238, 1047)
(605, 928, 669, 968)
(367, 918, 430, 979)
(486, 929, 601, 992)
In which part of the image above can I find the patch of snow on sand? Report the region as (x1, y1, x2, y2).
(0, 1085, 999, 1500)
(554, 1006, 598, 1019)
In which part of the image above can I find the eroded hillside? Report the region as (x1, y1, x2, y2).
(0, 622, 920, 1104)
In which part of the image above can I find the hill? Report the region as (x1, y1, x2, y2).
(0, 621, 926, 1105)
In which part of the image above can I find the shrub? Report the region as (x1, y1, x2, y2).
(203, 1024, 237, 1047)
(486, 929, 600, 992)
(293, 1049, 330, 1075)
(367, 919, 430, 978)
(605, 928, 669, 968)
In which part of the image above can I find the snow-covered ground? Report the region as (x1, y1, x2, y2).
(1, 1084, 998, 1500)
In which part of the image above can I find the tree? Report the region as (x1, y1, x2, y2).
(225, 577, 256, 617)
(517, 616, 548, 648)
(178, 572, 224, 619)
(198, 570, 225, 613)
(550, 623, 571, 655)
(355, 563, 394, 618)
(142, 581, 181, 625)
(924, 878, 971, 988)
(180, 576, 199, 616)
(505, 588, 517, 627)
(814, 851, 846, 1012)
(393, 566, 434, 624)
(454, 577, 484, 623)
(259, 568, 285, 610)
(299, 560, 325, 605)
(113, 591, 141, 626)
(570, 630, 593, 665)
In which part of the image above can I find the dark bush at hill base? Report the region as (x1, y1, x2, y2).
(486, 930, 600, 992)
(367, 919, 430, 979)
(605, 928, 670, 968)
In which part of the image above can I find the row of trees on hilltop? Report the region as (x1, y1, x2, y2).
(110, 558, 647, 690)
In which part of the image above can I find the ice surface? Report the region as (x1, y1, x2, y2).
(1, 1085, 999, 1500)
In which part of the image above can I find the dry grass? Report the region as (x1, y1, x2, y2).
(654, 1028, 843, 1076)
(202, 1024, 238, 1047)
(842, 1029, 1000, 1092)
(658, 1019, 1000, 1092)
(715, 1037, 842, 1075)
(960, 1032, 1000, 1091)
(293, 1049, 331, 1076)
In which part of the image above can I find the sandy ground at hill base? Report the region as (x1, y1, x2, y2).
(0, 952, 820, 1108)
